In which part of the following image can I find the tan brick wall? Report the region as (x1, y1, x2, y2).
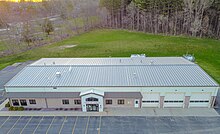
(210, 96, 216, 108)
(47, 98, 82, 108)
(104, 98, 140, 108)
(184, 96, 190, 108)
(10, 98, 47, 108)
(160, 96, 164, 108)
(10, 98, 82, 109)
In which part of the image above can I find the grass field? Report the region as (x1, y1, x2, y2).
(0, 29, 219, 83)
(0, 42, 6, 52)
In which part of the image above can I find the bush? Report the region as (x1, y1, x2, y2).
(5, 102, 10, 107)
(13, 107, 18, 111)
(8, 106, 24, 111)
(17, 107, 24, 111)
(9, 106, 14, 111)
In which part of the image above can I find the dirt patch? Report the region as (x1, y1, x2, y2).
(59, 45, 77, 49)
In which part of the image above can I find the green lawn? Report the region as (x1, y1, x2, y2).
(0, 29, 219, 83)
(0, 41, 6, 52)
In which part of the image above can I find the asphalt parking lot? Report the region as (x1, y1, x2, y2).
(0, 116, 220, 134)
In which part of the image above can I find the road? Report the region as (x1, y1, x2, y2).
(0, 15, 61, 42)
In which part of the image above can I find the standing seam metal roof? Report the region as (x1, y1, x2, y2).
(4, 58, 218, 87)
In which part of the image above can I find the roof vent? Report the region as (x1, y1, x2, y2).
(183, 54, 195, 62)
(150, 60, 154, 65)
(56, 72, 61, 78)
(133, 72, 137, 78)
(69, 66, 72, 72)
(44, 62, 46, 66)
(140, 54, 146, 57)
(131, 54, 146, 58)
(53, 61, 56, 65)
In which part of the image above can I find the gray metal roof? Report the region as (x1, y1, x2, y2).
(5, 57, 218, 87)
(5, 92, 80, 98)
(104, 92, 142, 98)
(0, 61, 34, 89)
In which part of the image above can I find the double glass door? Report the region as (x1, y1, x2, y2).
(86, 104, 99, 112)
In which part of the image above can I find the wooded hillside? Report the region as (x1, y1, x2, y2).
(99, 0, 220, 39)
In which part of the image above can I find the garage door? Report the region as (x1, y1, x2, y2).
(164, 93, 184, 108)
(141, 92, 160, 108)
(189, 92, 211, 108)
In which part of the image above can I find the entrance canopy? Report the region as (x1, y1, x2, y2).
(80, 89, 104, 97)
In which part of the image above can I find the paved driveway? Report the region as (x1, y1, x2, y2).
(0, 116, 220, 134)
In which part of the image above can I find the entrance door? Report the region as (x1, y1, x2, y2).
(86, 104, 99, 112)
(134, 99, 139, 108)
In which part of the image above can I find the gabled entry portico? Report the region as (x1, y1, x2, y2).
(80, 89, 104, 112)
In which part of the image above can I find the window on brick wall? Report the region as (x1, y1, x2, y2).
(74, 100, 81, 105)
(20, 100, 27, 106)
(62, 100, 69, 105)
(118, 99, 125, 105)
(106, 100, 112, 104)
(29, 99, 36, 104)
(12, 99, 19, 106)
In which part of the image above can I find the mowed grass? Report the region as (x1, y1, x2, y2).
(0, 29, 219, 83)
(0, 41, 6, 51)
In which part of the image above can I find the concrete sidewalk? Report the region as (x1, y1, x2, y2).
(105, 107, 219, 116)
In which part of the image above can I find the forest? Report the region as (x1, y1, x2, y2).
(100, 0, 220, 38)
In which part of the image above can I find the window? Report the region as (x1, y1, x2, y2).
(20, 100, 27, 106)
(12, 99, 19, 106)
(118, 99, 124, 105)
(106, 100, 112, 104)
(62, 100, 69, 105)
(142, 101, 159, 103)
(164, 101, 183, 103)
(74, 100, 81, 105)
(190, 100, 209, 103)
(86, 97, 98, 101)
(29, 99, 36, 104)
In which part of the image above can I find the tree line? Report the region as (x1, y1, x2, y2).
(99, 0, 220, 39)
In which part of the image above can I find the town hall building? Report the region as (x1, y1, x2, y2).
(4, 56, 219, 112)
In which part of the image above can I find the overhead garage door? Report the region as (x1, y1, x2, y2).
(141, 92, 160, 108)
(164, 93, 184, 108)
(189, 92, 211, 108)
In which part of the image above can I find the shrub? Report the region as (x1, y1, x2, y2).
(17, 107, 24, 111)
(13, 107, 18, 111)
(9, 106, 14, 111)
(5, 102, 10, 107)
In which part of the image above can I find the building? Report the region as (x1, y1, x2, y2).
(4, 56, 219, 112)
